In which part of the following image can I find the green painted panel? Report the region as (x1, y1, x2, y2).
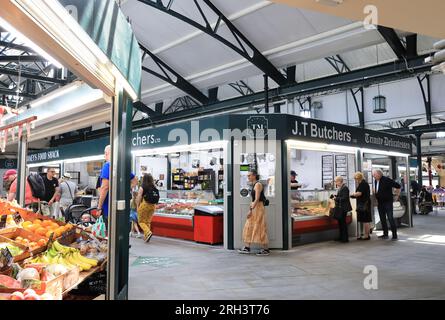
(58, 0, 141, 97)
(27, 137, 109, 164)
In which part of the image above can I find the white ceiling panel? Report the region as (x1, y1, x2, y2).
(418, 35, 439, 55)
(295, 59, 337, 82)
(223, 4, 351, 52)
(153, 34, 244, 76)
(122, 0, 197, 50)
(340, 43, 397, 70)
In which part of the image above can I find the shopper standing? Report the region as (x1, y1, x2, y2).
(136, 174, 158, 243)
(373, 169, 401, 240)
(238, 169, 270, 256)
(333, 176, 352, 243)
(7, 172, 40, 211)
(410, 180, 420, 214)
(351, 172, 372, 240)
(130, 190, 142, 238)
(59, 172, 78, 217)
(41, 168, 60, 218)
(97, 145, 137, 230)
(3, 169, 18, 194)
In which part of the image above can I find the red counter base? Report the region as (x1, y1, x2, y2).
(194, 215, 223, 245)
(151, 215, 194, 241)
(293, 215, 353, 234)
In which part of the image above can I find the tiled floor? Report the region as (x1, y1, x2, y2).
(128, 212, 445, 300)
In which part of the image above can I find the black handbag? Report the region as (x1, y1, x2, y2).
(356, 200, 369, 213)
(330, 198, 344, 219)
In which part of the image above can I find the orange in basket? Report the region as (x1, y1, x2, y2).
(42, 220, 53, 227)
(36, 227, 47, 236)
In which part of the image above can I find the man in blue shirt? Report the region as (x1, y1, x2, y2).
(97, 145, 137, 229)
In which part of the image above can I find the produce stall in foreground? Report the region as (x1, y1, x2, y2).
(0, 200, 107, 300)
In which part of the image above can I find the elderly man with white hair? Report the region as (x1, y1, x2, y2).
(372, 169, 402, 240)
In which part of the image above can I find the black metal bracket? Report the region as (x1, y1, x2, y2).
(164, 96, 201, 114)
(297, 97, 311, 112)
(139, 43, 210, 105)
(325, 55, 364, 128)
(228, 80, 255, 96)
(133, 100, 161, 117)
(417, 74, 432, 125)
(377, 26, 407, 60)
(138, 0, 287, 86)
(0, 55, 47, 63)
(325, 55, 350, 73)
(0, 66, 66, 84)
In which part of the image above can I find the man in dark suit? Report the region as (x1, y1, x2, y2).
(334, 176, 353, 243)
(373, 169, 401, 240)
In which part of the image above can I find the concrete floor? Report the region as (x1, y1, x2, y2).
(128, 211, 445, 300)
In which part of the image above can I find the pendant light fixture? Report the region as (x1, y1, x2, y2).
(373, 44, 387, 113)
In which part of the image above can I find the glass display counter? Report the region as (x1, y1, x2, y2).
(290, 189, 352, 239)
(290, 190, 336, 221)
(154, 190, 218, 219)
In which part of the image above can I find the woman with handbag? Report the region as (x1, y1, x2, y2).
(136, 174, 159, 243)
(333, 176, 352, 243)
(351, 172, 372, 240)
(238, 169, 270, 256)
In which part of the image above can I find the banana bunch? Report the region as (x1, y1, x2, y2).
(30, 241, 98, 272)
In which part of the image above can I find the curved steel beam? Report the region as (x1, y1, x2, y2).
(377, 26, 407, 60)
(325, 54, 364, 128)
(138, 0, 287, 86)
(140, 43, 210, 105)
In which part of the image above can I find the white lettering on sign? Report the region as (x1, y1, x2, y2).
(365, 133, 411, 150)
(292, 120, 352, 143)
(131, 132, 161, 147)
(27, 150, 60, 163)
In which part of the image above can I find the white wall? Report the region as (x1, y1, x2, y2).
(290, 150, 356, 190)
(285, 73, 445, 126)
(64, 162, 93, 188)
(135, 156, 168, 189)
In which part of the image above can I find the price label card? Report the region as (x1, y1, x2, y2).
(0, 215, 7, 229)
(47, 232, 55, 248)
(0, 247, 13, 270)
(13, 212, 23, 225)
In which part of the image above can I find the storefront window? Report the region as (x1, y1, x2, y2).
(134, 147, 224, 218)
(363, 153, 410, 226)
(289, 148, 356, 221)
(239, 153, 276, 199)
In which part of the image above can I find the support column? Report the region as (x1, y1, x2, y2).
(264, 75, 269, 114)
(17, 134, 28, 207)
(416, 133, 423, 187)
(107, 86, 132, 300)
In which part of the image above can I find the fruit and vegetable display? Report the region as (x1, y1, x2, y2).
(7, 236, 48, 252)
(22, 219, 73, 239)
(29, 240, 98, 272)
(69, 239, 107, 263)
(9, 289, 54, 300)
(0, 200, 107, 300)
(0, 243, 24, 257)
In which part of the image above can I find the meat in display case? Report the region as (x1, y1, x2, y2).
(290, 190, 337, 221)
(154, 190, 221, 218)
